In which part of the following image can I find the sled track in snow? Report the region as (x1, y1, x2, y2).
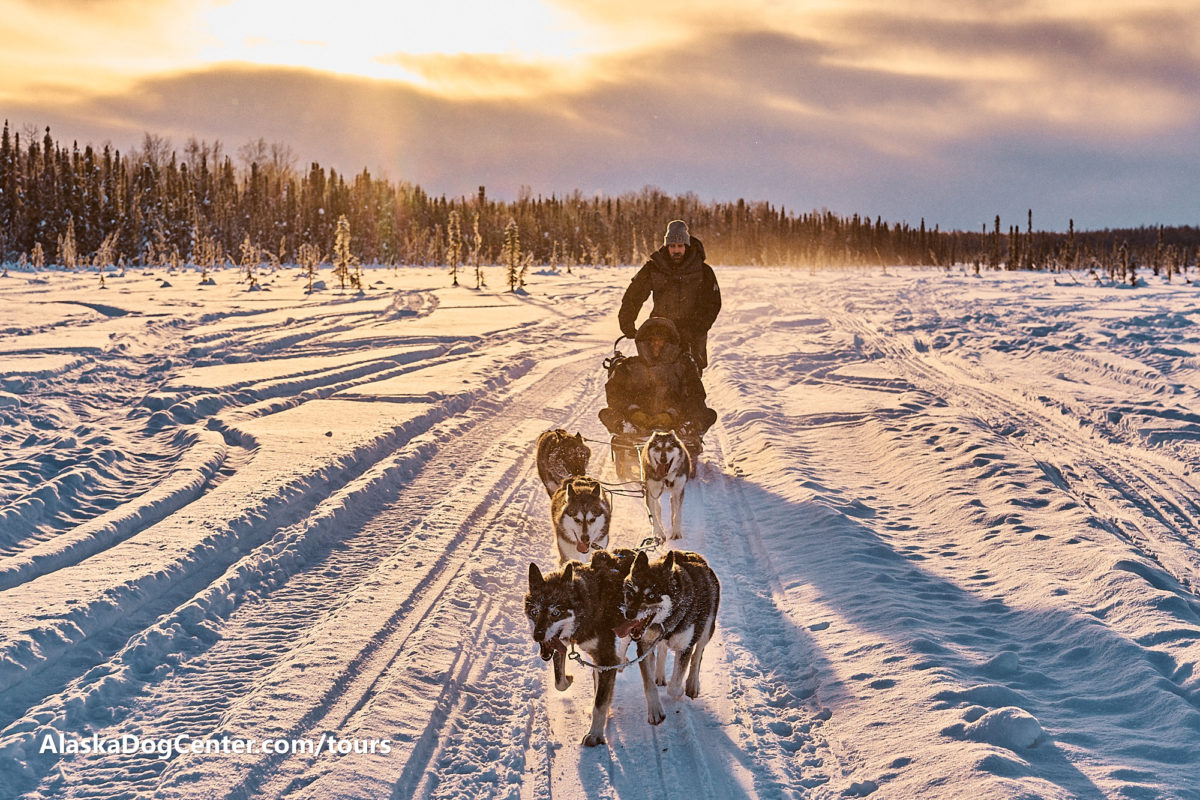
(497, 382, 845, 800)
(5, 347, 629, 800)
(824, 297, 1200, 608)
(0, 301, 602, 798)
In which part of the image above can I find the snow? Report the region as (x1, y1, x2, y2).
(2, 263, 1200, 799)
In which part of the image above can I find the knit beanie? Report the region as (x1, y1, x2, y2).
(663, 220, 690, 246)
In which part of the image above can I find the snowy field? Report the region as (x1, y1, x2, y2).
(2, 263, 1200, 800)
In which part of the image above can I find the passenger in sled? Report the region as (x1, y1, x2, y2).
(598, 318, 716, 480)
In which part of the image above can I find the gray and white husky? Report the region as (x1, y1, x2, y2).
(551, 475, 612, 563)
(525, 550, 657, 746)
(618, 549, 720, 708)
(536, 429, 591, 496)
(640, 430, 692, 541)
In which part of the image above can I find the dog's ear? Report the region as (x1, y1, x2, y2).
(529, 562, 544, 589)
(574, 432, 583, 442)
(565, 479, 576, 499)
(664, 550, 678, 572)
(631, 550, 650, 577)
(563, 561, 576, 582)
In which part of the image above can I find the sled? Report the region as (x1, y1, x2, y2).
(603, 335, 705, 480)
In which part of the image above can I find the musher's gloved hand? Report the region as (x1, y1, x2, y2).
(650, 412, 674, 429)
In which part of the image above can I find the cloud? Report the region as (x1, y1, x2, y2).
(0, 0, 208, 99)
(377, 52, 571, 97)
(4, 1, 1199, 230)
(823, 6, 1200, 137)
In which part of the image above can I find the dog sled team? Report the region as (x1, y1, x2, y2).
(524, 220, 725, 747)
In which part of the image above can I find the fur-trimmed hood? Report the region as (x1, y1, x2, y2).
(634, 317, 682, 364)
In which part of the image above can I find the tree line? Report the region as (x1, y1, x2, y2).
(1, 122, 1198, 283)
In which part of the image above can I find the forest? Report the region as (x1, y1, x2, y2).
(2, 123, 1198, 282)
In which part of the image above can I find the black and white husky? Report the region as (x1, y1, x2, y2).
(618, 550, 720, 704)
(551, 475, 612, 563)
(640, 430, 692, 541)
(535, 429, 591, 496)
(525, 550, 660, 746)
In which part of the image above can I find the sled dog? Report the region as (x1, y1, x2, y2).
(551, 475, 612, 563)
(525, 550, 661, 746)
(617, 550, 720, 704)
(640, 430, 692, 541)
(536, 429, 591, 496)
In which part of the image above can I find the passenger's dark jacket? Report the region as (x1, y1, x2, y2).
(599, 318, 713, 434)
(618, 236, 721, 369)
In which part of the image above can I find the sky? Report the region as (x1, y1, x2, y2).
(2, 0, 1199, 232)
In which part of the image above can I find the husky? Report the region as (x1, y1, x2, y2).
(551, 475, 612, 563)
(617, 550, 720, 704)
(536, 429, 591, 496)
(640, 430, 692, 541)
(525, 549, 661, 746)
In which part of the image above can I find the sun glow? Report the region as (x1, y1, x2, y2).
(196, 0, 595, 87)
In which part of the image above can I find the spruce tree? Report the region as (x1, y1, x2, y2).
(298, 241, 321, 293)
(57, 217, 77, 270)
(503, 218, 520, 292)
(239, 234, 258, 287)
(471, 212, 485, 289)
(332, 214, 359, 290)
(447, 208, 463, 287)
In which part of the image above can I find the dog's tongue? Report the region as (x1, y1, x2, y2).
(576, 540, 589, 553)
(653, 461, 670, 480)
(613, 618, 645, 638)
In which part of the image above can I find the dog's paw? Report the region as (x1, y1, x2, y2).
(647, 707, 666, 725)
(667, 682, 686, 699)
(685, 681, 700, 699)
(655, 675, 667, 687)
(555, 674, 574, 692)
(581, 732, 607, 747)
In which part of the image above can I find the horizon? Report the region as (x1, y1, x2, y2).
(3, 1, 1199, 232)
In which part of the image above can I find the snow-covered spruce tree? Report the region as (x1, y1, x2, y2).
(447, 209, 463, 287)
(470, 211, 484, 289)
(31, 242, 45, 270)
(239, 234, 259, 288)
(518, 251, 532, 289)
(195, 236, 218, 283)
(333, 214, 360, 291)
(57, 218, 77, 271)
(298, 242, 321, 294)
(503, 218, 520, 292)
(270, 235, 286, 272)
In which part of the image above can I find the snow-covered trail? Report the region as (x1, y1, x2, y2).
(706, 269, 1200, 798)
(3, 265, 1200, 799)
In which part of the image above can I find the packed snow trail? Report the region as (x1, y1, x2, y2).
(3, 265, 1200, 799)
